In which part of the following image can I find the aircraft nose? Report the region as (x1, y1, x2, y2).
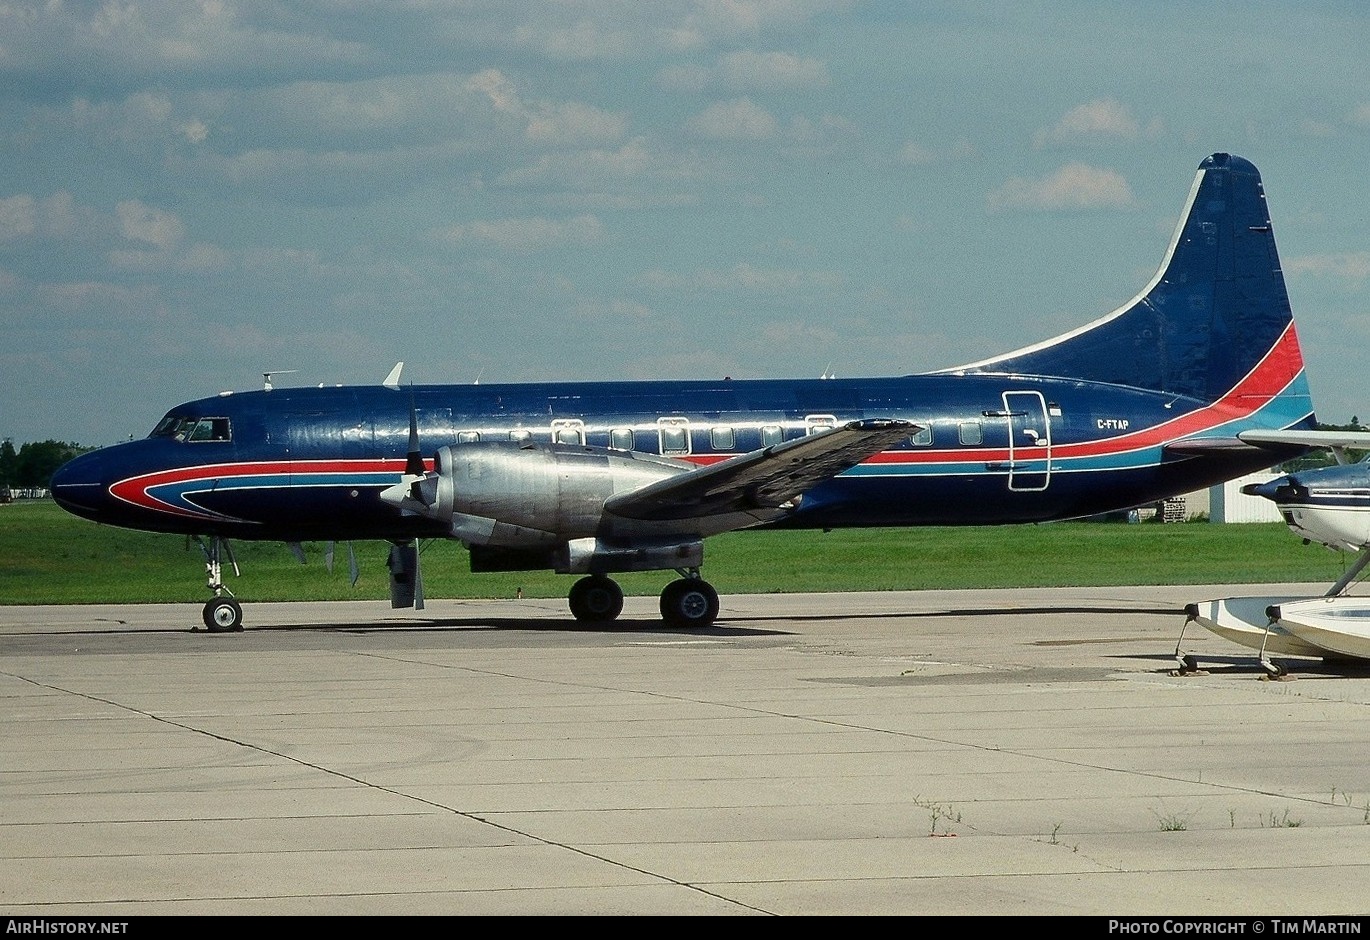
(1241, 475, 1301, 504)
(50, 451, 111, 519)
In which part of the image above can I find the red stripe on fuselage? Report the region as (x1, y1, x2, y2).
(109, 459, 419, 518)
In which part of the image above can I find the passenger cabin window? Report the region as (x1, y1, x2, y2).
(710, 426, 735, 451)
(958, 421, 982, 446)
(551, 418, 585, 445)
(508, 429, 532, 443)
(909, 425, 932, 447)
(610, 428, 634, 451)
(805, 414, 838, 435)
(457, 431, 480, 443)
(760, 425, 784, 447)
(658, 417, 691, 456)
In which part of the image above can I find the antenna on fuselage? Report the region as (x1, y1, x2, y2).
(262, 370, 298, 391)
(384, 362, 404, 390)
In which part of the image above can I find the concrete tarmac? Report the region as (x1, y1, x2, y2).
(3, 585, 1369, 917)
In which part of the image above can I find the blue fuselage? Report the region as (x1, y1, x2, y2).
(52, 372, 1308, 542)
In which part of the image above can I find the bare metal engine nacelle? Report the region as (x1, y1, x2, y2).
(422, 441, 691, 547)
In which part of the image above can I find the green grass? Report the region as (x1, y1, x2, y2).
(0, 499, 1356, 605)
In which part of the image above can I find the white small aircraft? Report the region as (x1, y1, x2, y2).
(1179, 430, 1370, 675)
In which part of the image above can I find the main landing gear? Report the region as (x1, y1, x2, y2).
(567, 568, 720, 628)
(197, 536, 243, 633)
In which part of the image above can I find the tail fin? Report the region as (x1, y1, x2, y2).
(941, 153, 1313, 423)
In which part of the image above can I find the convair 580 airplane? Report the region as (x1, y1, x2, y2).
(53, 153, 1319, 631)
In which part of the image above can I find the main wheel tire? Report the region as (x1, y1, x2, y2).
(568, 576, 624, 622)
(659, 578, 719, 628)
(203, 598, 243, 633)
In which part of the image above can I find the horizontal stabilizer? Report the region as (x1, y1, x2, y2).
(1237, 429, 1370, 449)
(1162, 437, 1266, 457)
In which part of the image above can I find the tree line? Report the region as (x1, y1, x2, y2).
(0, 439, 89, 491)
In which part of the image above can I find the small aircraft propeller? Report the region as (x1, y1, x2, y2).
(380, 392, 440, 514)
(377, 392, 434, 611)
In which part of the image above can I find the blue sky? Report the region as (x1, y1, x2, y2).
(3, 1, 1368, 447)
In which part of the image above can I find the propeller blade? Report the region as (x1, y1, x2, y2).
(414, 540, 425, 611)
(325, 541, 335, 573)
(347, 542, 359, 587)
(288, 541, 307, 565)
(405, 391, 425, 479)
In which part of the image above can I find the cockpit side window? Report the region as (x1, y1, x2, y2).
(151, 416, 231, 442)
(188, 418, 232, 442)
(151, 415, 192, 439)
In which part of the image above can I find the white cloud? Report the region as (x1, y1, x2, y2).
(720, 50, 829, 89)
(0, 191, 84, 240)
(987, 163, 1137, 213)
(116, 200, 185, 250)
(1, 0, 371, 82)
(1287, 252, 1370, 287)
(659, 49, 829, 91)
(180, 119, 209, 143)
(37, 281, 164, 317)
(687, 97, 778, 140)
(0, 195, 36, 239)
(495, 137, 717, 192)
(643, 263, 841, 293)
(1033, 98, 1160, 148)
(898, 138, 976, 166)
(656, 63, 712, 92)
(573, 298, 654, 321)
(438, 214, 606, 252)
(463, 69, 627, 145)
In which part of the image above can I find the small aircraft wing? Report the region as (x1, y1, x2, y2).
(1236, 429, 1370, 449)
(1239, 429, 1370, 465)
(1166, 429, 1370, 462)
(606, 418, 916, 522)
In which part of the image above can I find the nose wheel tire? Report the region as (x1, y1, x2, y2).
(569, 576, 624, 622)
(660, 578, 719, 628)
(203, 598, 244, 633)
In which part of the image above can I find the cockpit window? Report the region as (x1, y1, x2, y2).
(151, 416, 231, 442)
(151, 415, 188, 438)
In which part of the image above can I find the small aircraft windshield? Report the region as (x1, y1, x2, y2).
(150, 415, 232, 443)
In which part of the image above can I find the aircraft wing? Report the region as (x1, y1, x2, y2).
(605, 418, 916, 522)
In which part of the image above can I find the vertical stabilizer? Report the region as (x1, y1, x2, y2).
(941, 153, 1308, 413)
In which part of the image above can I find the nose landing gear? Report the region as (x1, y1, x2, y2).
(197, 536, 243, 632)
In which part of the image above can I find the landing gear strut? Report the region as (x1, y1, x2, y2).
(197, 536, 243, 632)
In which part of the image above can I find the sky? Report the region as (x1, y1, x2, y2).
(2, 0, 1369, 448)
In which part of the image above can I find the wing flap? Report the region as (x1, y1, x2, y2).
(605, 419, 916, 522)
